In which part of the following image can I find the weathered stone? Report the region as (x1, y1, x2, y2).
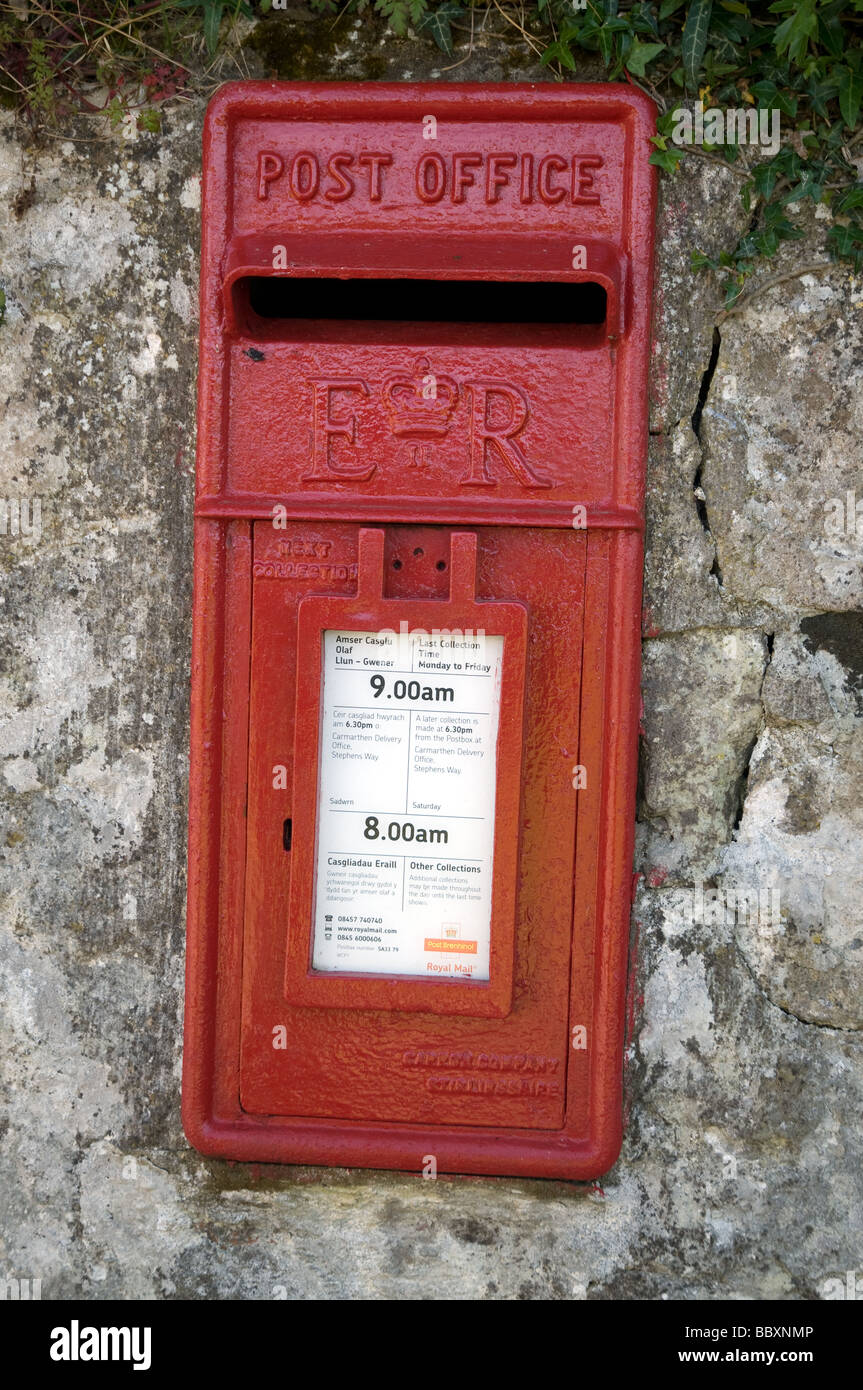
(643, 421, 728, 635)
(627, 886, 863, 1298)
(762, 630, 839, 726)
(649, 157, 751, 433)
(800, 612, 863, 717)
(718, 603, 863, 1033)
(701, 253, 863, 614)
(720, 723, 863, 1031)
(640, 630, 768, 878)
(2, 13, 862, 1302)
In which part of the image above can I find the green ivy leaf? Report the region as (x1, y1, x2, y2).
(837, 187, 863, 213)
(724, 277, 744, 307)
(838, 65, 863, 128)
(828, 221, 863, 270)
(598, 24, 616, 67)
(682, 0, 714, 89)
(771, 0, 818, 65)
(419, 3, 463, 55)
(631, 3, 661, 40)
(655, 109, 680, 137)
(750, 79, 797, 118)
(817, 9, 846, 62)
(540, 39, 577, 70)
(626, 38, 665, 76)
(650, 146, 686, 172)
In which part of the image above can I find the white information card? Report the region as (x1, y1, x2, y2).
(311, 628, 504, 980)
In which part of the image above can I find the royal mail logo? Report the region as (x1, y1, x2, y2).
(304, 356, 552, 489)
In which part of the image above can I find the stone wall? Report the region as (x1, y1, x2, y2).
(1, 12, 861, 1300)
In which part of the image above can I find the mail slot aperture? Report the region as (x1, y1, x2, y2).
(184, 82, 656, 1178)
(241, 275, 608, 322)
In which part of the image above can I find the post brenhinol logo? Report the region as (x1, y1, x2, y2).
(49, 1321, 152, 1371)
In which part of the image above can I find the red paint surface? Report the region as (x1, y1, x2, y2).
(183, 82, 656, 1179)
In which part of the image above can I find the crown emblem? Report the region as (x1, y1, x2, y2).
(382, 356, 458, 439)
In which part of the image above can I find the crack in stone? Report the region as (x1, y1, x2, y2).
(692, 327, 721, 442)
(731, 632, 775, 831)
(691, 327, 724, 587)
(731, 934, 863, 1035)
(730, 729, 759, 833)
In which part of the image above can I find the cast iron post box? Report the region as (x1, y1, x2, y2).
(183, 81, 656, 1179)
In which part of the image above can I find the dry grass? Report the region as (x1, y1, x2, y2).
(0, 0, 253, 129)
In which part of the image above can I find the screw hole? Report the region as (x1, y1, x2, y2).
(436, 560, 447, 571)
(392, 559, 402, 570)
(413, 547, 424, 557)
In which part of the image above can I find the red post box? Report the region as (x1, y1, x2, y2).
(183, 81, 656, 1179)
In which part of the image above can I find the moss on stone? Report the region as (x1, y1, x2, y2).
(245, 12, 386, 82)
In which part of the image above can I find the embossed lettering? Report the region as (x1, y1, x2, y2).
(452, 152, 483, 203)
(357, 152, 393, 202)
(277, 538, 333, 558)
(257, 151, 284, 200)
(304, 378, 373, 481)
(573, 156, 603, 204)
(300, 371, 551, 491)
(519, 153, 534, 203)
(462, 381, 551, 489)
(538, 154, 568, 204)
(403, 1049, 561, 1073)
(255, 148, 602, 207)
(289, 151, 319, 201)
(486, 152, 517, 203)
(416, 152, 446, 202)
(325, 153, 355, 201)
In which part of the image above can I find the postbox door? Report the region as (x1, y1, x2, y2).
(239, 521, 587, 1129)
